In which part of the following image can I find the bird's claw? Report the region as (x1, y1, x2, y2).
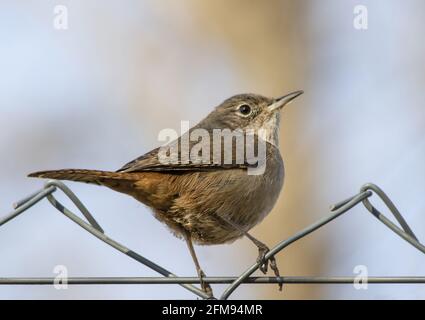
(256, 245, 283, 291)
(198, 269, 214, 298)
(257, 246, 269, 273)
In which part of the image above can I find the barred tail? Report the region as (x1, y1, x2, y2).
(28, 169, 136, 185)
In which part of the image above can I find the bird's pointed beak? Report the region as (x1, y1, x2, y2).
(268, 90, 304, 112)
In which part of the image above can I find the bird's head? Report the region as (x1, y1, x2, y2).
(199, 90, 303, 146)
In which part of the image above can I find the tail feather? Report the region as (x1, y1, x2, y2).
(28, 169, 136, 185)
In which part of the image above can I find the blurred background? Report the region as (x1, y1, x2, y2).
(0, 0, 424, 299)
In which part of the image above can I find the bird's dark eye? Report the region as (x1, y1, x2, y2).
(238, 104, 252, 116)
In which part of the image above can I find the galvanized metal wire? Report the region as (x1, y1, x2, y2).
(0, 180, 424, 300)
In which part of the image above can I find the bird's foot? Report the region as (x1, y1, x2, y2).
(198, 269, 214, 298)
(256, 243, 283, 291)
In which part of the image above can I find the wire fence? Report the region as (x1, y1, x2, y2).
(0, 180, 424, 299)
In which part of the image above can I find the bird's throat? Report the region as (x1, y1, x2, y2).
(258, 112, 281, 147)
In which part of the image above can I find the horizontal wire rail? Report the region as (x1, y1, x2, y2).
(1, 276, 425, 285)
(0, 180, 424, 299)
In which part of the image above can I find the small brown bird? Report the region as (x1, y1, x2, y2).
(29, 90, 303, 296)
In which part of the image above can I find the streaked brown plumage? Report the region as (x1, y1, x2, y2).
(29, 91, 303, 296)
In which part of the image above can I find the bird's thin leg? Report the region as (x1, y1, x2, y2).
(183, 231, 214, 298)
(218, 216, 282, 290)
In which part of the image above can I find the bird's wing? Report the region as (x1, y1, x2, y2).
(117, 132, 266, 173)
